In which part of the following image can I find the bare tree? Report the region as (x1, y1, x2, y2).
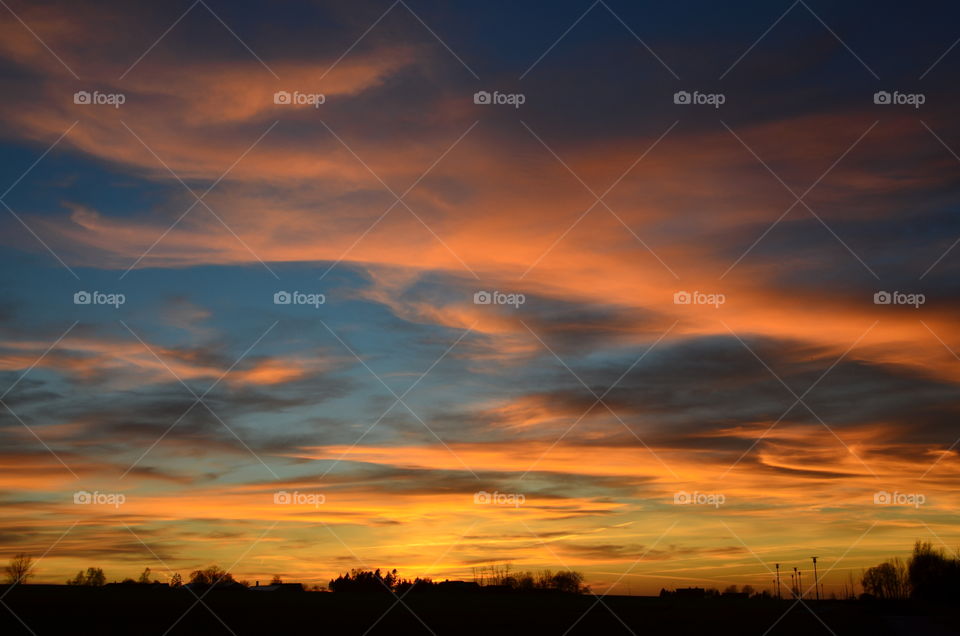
(862, 557, 909, 600)
(4, 553, 34, 584)
(67, 567, 106, 586)
(189, 565, 235, 588)
(550, 570, 587, 594)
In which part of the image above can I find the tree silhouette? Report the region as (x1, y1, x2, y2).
(4, 553, 33, 585)
(328, 568, 398, 593)
(859, 539, 960, 602)
(862, 558, 909, 600)
(550, 570, 587, 594)
(189, 565, 235, 588)
(67, 567, 106, 586)
(907, 540, 960, 602)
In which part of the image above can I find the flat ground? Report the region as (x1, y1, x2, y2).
(1, 587, 957, 635)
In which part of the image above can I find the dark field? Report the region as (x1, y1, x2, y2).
(1, 587, 958, 635)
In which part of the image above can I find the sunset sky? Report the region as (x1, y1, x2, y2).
(1, 0, 960, 596)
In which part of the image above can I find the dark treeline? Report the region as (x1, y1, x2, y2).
(4, 557, 269, 590)
(861, 540, 960, 602)
(328, 565, 588, 594)
(3, 553, 587, 594)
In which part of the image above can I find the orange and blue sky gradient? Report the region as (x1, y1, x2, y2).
(1, 0, 960, 596)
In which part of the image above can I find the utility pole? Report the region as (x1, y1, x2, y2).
(811, 557, 820, 601)
(798, 570, 803, 600)
(791, 572, 795, 598)
(775, 563, 781, 600)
